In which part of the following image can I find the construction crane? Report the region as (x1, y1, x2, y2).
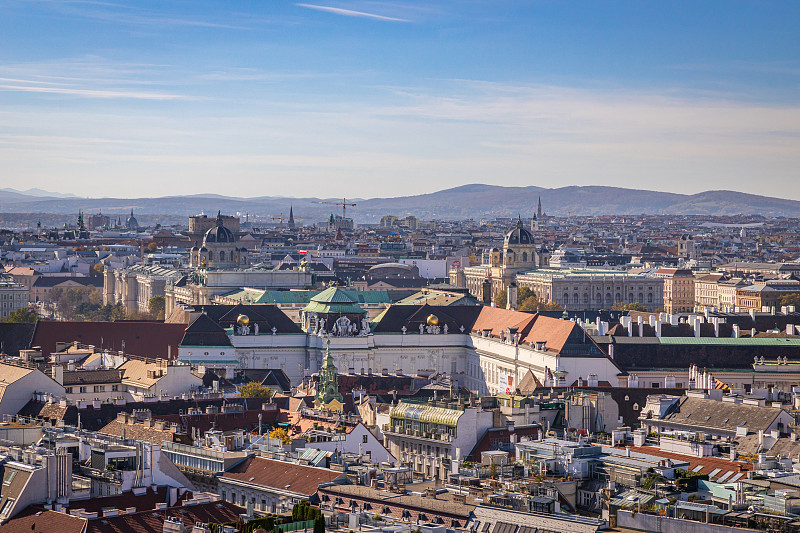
(314, 197, 357, 219)
(270, 213, 286, 229)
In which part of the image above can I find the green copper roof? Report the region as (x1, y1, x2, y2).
(311, 286, 357, 304)
(302, 287, 365, 314)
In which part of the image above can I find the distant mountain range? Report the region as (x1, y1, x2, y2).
(1, 184, 799, 222)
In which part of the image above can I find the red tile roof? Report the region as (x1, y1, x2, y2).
(31, 321, 187, 360)
(85, 500, 242, 533)
(625, 445, 752, 482)
(472, 308, 598, 355)
(0, 510, 86, 533)
(221, 456, 345, 496)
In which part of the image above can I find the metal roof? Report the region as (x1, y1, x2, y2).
(390, 402, 464, 427)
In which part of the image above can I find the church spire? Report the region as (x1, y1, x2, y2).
(288, 205, 295, 229)
(537, 196, 542, 220)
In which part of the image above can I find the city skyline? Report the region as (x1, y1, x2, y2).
(1, 1, 799, 199)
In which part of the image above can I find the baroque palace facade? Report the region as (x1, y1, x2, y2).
(450, 219, 663, 312)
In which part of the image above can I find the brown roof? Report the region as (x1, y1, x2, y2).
(62, 486, 190, 517)
(625, 445, 752, 482)
(31, 321, 187, 360)
(221, 456, 344, 496)
(472, 308, 604, 356)
(0, 510, 86, 533)
(660, 396, 784, 434)
(85, 500, 242, 533)
(98, 419, 180, 444)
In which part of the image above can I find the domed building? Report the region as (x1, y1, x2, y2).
(190, 212, 248, 269)
(126, 209, 139, 230)
(453, 216, 550, 305)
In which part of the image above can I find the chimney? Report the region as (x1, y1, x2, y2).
(655, 320, 662, 337)
(51, 365, 64, 385)
(749, 308, 756, 320)
(625, 446, 631, 457)
(732, 324, 740, 338)
(694, 320, 702, 338)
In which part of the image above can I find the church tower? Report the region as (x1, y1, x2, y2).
(315, 340, 344, 411)
(288, 205, 296, 230)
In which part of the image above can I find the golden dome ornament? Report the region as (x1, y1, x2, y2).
(237, 314, 250, 326)
(426, 314, 439, 326)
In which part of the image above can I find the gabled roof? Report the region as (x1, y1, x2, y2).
(63, 369, 122, 386)
(220, 456, 344, 496)
(302, 287, 365, 315)
(31, 321, 186, 360)
(194, 304, 302, 334)
(180, 313, 232, 347)
(660, 396, 784, 434)
(32, 277, 103, 288)
(371, 305, 482, 332)
(0, 322, 36, 356)
(84, 500, 242, 533)
(0, 510, 86, 533)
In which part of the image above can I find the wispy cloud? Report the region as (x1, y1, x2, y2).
(0, 82, 186, 100)
(0, 57, 192, 100)
(296, 3, 409, 22)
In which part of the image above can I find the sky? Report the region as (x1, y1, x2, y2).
(0, 1, 799, 200)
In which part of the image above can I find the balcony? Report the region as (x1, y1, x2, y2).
(78, 465, 123, 484)
(383, 425, 453, 443)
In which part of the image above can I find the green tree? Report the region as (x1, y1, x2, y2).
(779, 293, 800, 308)
(240, 381, 273, 399)
(147, 242, 158, 252)
(626, 302, 647, 312)
(493, 289, 507, 309)
(148, 295, 166, 320)
(313, 515, 325, 533)
(517, 286, 535, 301)
(5, 308, 37, 323)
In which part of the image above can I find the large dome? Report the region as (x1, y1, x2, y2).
(504, 217, 533, 246)
(204, 212, 234, 243)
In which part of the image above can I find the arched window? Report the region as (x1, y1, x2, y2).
(615, 293, 622, 302)
(606, 293, 612, 304)
(583, 293, 590, 304)
(638, 293, 644, 303)
(573, 293, 579, 304)
(208, 251, 214, 261)
(563, 293, 569, 303)
(648, 293, 653, 303)
(628, 294, 634, 302)
(522, 252, 528, 262)
(219, 251, 226, 261)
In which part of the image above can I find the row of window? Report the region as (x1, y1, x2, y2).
(65, 385, 120, 393)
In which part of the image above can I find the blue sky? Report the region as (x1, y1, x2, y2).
(0, 1, 799, 199)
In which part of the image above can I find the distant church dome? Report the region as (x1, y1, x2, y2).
(204, 211, 234, 243)
(504, 217, 533, 246)
(126, 209, 139, 230)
